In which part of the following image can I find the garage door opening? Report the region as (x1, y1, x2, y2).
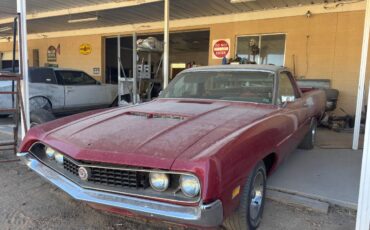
(104, 30, 210, 87)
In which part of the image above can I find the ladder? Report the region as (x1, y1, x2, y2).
(0, 72, 25, 156)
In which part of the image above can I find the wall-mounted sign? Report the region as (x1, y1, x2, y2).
(80, 44, 92, 55)
(93, 67, 100, 75)
(47, 46, 57, 62)
(212, 39, 230, 60)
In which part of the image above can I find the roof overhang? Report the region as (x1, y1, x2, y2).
(0, 0, 365, 41)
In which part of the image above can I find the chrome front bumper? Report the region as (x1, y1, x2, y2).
(17, 152, 223, 228)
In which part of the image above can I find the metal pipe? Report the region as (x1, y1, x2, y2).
(353, 0, 370, 150)
(132, 32, 137, 104)
(163, 0, 169, 89)
(17, 0, 30, 137)
(11, 17, 17, 108)
(117, 35, 121, 104)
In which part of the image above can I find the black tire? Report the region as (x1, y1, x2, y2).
(111, 97, 118, 107)
(298, 118, 317, 150)
(30, 109, 56, 127)
(223, 161, 267, 230)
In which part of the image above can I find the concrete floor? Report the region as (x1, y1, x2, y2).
(0, 148, 357, 230)
(268, 129, 362, 210)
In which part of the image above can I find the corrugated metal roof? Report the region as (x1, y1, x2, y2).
(0, 0, 347, 34)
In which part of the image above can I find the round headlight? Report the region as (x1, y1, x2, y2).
(45, 147, 56, 159)
(149, 172, 169, 192)
(180, 175, 200, 198)
(54, 152, 64, 164)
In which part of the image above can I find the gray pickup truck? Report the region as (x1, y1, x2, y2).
(0, 67, 117, 125)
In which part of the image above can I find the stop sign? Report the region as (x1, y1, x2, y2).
(213, 40, 230, 59)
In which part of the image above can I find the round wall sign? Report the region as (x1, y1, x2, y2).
(213, 40, 230, 59)
(79, 44, 92, 55)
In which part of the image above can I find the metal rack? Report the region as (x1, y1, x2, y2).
(0, 72, 25, 155)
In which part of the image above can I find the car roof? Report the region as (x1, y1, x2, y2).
(182, 64, 288, 73)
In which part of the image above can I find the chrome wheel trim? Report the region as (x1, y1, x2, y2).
(311, 121, 317, 146)
(249, 171, 264, 220)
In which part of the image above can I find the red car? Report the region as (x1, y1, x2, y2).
(18, 65, 326, 229)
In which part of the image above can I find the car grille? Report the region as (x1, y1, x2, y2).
(63, 158, 149, 189)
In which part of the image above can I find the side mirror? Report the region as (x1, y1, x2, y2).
(280, 100, 289, 108)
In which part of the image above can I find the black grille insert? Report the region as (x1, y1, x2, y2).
(63, 158, 149, 189)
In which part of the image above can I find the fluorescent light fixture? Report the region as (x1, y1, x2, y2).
(0, 27, 11, 32)
(68, 16, 98, 24)
(230, 0, 256, 3)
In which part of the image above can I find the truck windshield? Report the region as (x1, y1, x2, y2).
(160, 71, 275, 104)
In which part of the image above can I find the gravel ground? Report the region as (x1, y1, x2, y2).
(0, 147, 356, 230)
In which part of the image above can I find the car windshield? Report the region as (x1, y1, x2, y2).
(160, 70, 275, 104)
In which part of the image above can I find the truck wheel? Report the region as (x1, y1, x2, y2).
(223, 161, 266, 230)
(30, 109, 56, 127)
(30, 97, 52, 112)
(298, 118, 317, 150)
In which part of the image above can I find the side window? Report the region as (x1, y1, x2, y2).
(29, 68, 57, 84)
(277, 72, 296, 104)
(55, 71, 97, 85)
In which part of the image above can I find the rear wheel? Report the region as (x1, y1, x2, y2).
(299, 118, 317, 150)
(30, 109, 56, 127)
(223, 161, 267, 230)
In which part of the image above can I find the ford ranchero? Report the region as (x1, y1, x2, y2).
(18, 65, 326, 229)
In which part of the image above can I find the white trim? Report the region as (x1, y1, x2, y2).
(355, 0, 370, 228)
(0, 1, 365, 42)
(356, 84, 370, 230)
(354, 0, 370, 151)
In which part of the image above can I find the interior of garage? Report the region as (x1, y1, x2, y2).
(104, 30, 209, 85)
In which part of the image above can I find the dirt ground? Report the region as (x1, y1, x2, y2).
(0, 143, 356, 230)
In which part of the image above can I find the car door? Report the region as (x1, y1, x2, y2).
(29, 68, 64, 110)
(56, 70, 108, 109)
(276, 71, 309, 155)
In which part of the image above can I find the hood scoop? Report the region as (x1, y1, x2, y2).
(126, 111, 187, 121)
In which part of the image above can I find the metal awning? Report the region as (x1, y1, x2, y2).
(0, 0, 340, 35)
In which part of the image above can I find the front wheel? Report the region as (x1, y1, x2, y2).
(298, 118, 317, 150)
(223, 161, 267, 230)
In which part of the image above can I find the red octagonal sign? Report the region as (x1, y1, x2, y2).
(213, 40, 230, 59)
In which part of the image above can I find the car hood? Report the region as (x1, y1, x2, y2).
(35, 99, 277, 169)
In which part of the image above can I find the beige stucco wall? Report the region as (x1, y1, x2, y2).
(0, 34, 103, 81)
(0, 10, 366, 114)
(209, 10, 366, 114)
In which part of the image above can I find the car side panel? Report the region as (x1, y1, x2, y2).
(29, 82, 65, 110)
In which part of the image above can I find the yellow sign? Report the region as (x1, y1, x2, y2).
(79, 44, 92, 55)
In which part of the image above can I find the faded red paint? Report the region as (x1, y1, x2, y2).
(20, 87, 326, 224)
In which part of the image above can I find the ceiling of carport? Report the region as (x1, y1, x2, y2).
(0, 0, 358, 35)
